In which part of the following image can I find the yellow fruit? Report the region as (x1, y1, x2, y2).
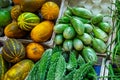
(41, 1, 59, 20)
(26, 42, 45, 61)
(30, 21, 54, 42)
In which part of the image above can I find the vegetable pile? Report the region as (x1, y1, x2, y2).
(54, 6, 112, 55)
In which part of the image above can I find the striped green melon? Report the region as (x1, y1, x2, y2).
(18, 12, 40, 31)
(2, 38, 25, 63)
(0, 54, 8, 80)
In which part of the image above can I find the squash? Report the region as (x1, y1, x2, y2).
(2, 38, 25, 63)
(11, 5, 22, 20)
(0, 54, 8, 80)
(26, 42, 45, 62)
(30, 21, 54, 42)
(20, 0, 45, 12)
(4, 59, 34, 80)
(0, 9, 12, 27)
(4, 22, 26, 38)
(12, 0, 21, 5)
(18, 12, 40, 31)
(0, 0, 10, 8)
(41, 1, 60, 20)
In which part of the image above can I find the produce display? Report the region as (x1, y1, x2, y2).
(0, 0, 117, 80)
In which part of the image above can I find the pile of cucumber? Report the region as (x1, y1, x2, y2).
(54, 6, 112, 55)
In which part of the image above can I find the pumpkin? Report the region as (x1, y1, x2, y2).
(4, 59, 34, 80)
(2, 39, 25, 63)
(18, 12, 40, 31)
(12, 0, 21, 5)
(26, 42, 45, 61)
(41, 1, 60, 20)
(20, 0, 45, 12)
(11, 5, 22, 20)
(30, 21, 54, 42)
(0, 9, 12, 27)
(0, 54, 8, 80)
(4, 22, 26, 38)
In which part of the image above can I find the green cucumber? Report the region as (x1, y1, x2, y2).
(54, 34, 64, 45)
(68, 16, 85, 35)
(58, 16, 70, 23)
(55, 55, 66, 80)
(54, 24, 70, 34)
(84, 24, 93, 33)
(63, 26, 76, 39)
(93, 27, 109, 42)
(68, 6, 92, 19)
(72, 16, 90, 24)
(73, 38, 84, 51)
(98, 22, 112, 33)
(92, 38, 107, 53)
(63, 40, 73, 51)
(67, 51, 77, 71)
(77, 33, 92, 45)
(91, 14, 103, 25)
(82, 47, 97, 63)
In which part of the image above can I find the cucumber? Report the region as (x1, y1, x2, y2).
(67, 51, 77, 71)
(55, 55, 66, 80)
(92, 38, 107, 53)
(63, 40, 73, 51)
(77, 33, 92, 45)
(54, 24, 70, 34)
(63, 26, 76, 39)
(98, 22, 112, 33)
(69, 16, 85, 35)
(93, 27, 108, 42)
(54, 34, 64, 45)
(72, 16, 90, 24)
(73, 38, 83, 51)
(91, 14, 103, 25)
(82, 47, 97, 63)
(58, 16, 70, 23)
(84, 24, 93, 33)
(68, 6, 92, 19)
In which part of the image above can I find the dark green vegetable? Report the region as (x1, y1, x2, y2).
(67, 51, 77, 71)
(73, 62, 93, 80)
(73, 38, 83, 51)
(55, 55, 66, 80)
(72, 16, 90, 24)
(77, 55, 85, 67)
(91, 14, 103, 25)
(54, 34, 64, 45)
(63, 26, 76, 39)
(54, 24, 70, 34)
(58, 16, 70, 23)
(46, 51, 61, 80)
(77, 33, 92, 45)
(99, 22, 112, 33)
(84, 24, 93, 33)
(82, 47, 97, 63)
(68, 6, 92, 19)
(92, 38, 107, 53)
(63, 40, 73, 51)
(93, 27, 108, 42)
(25, 49, 53, 80)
